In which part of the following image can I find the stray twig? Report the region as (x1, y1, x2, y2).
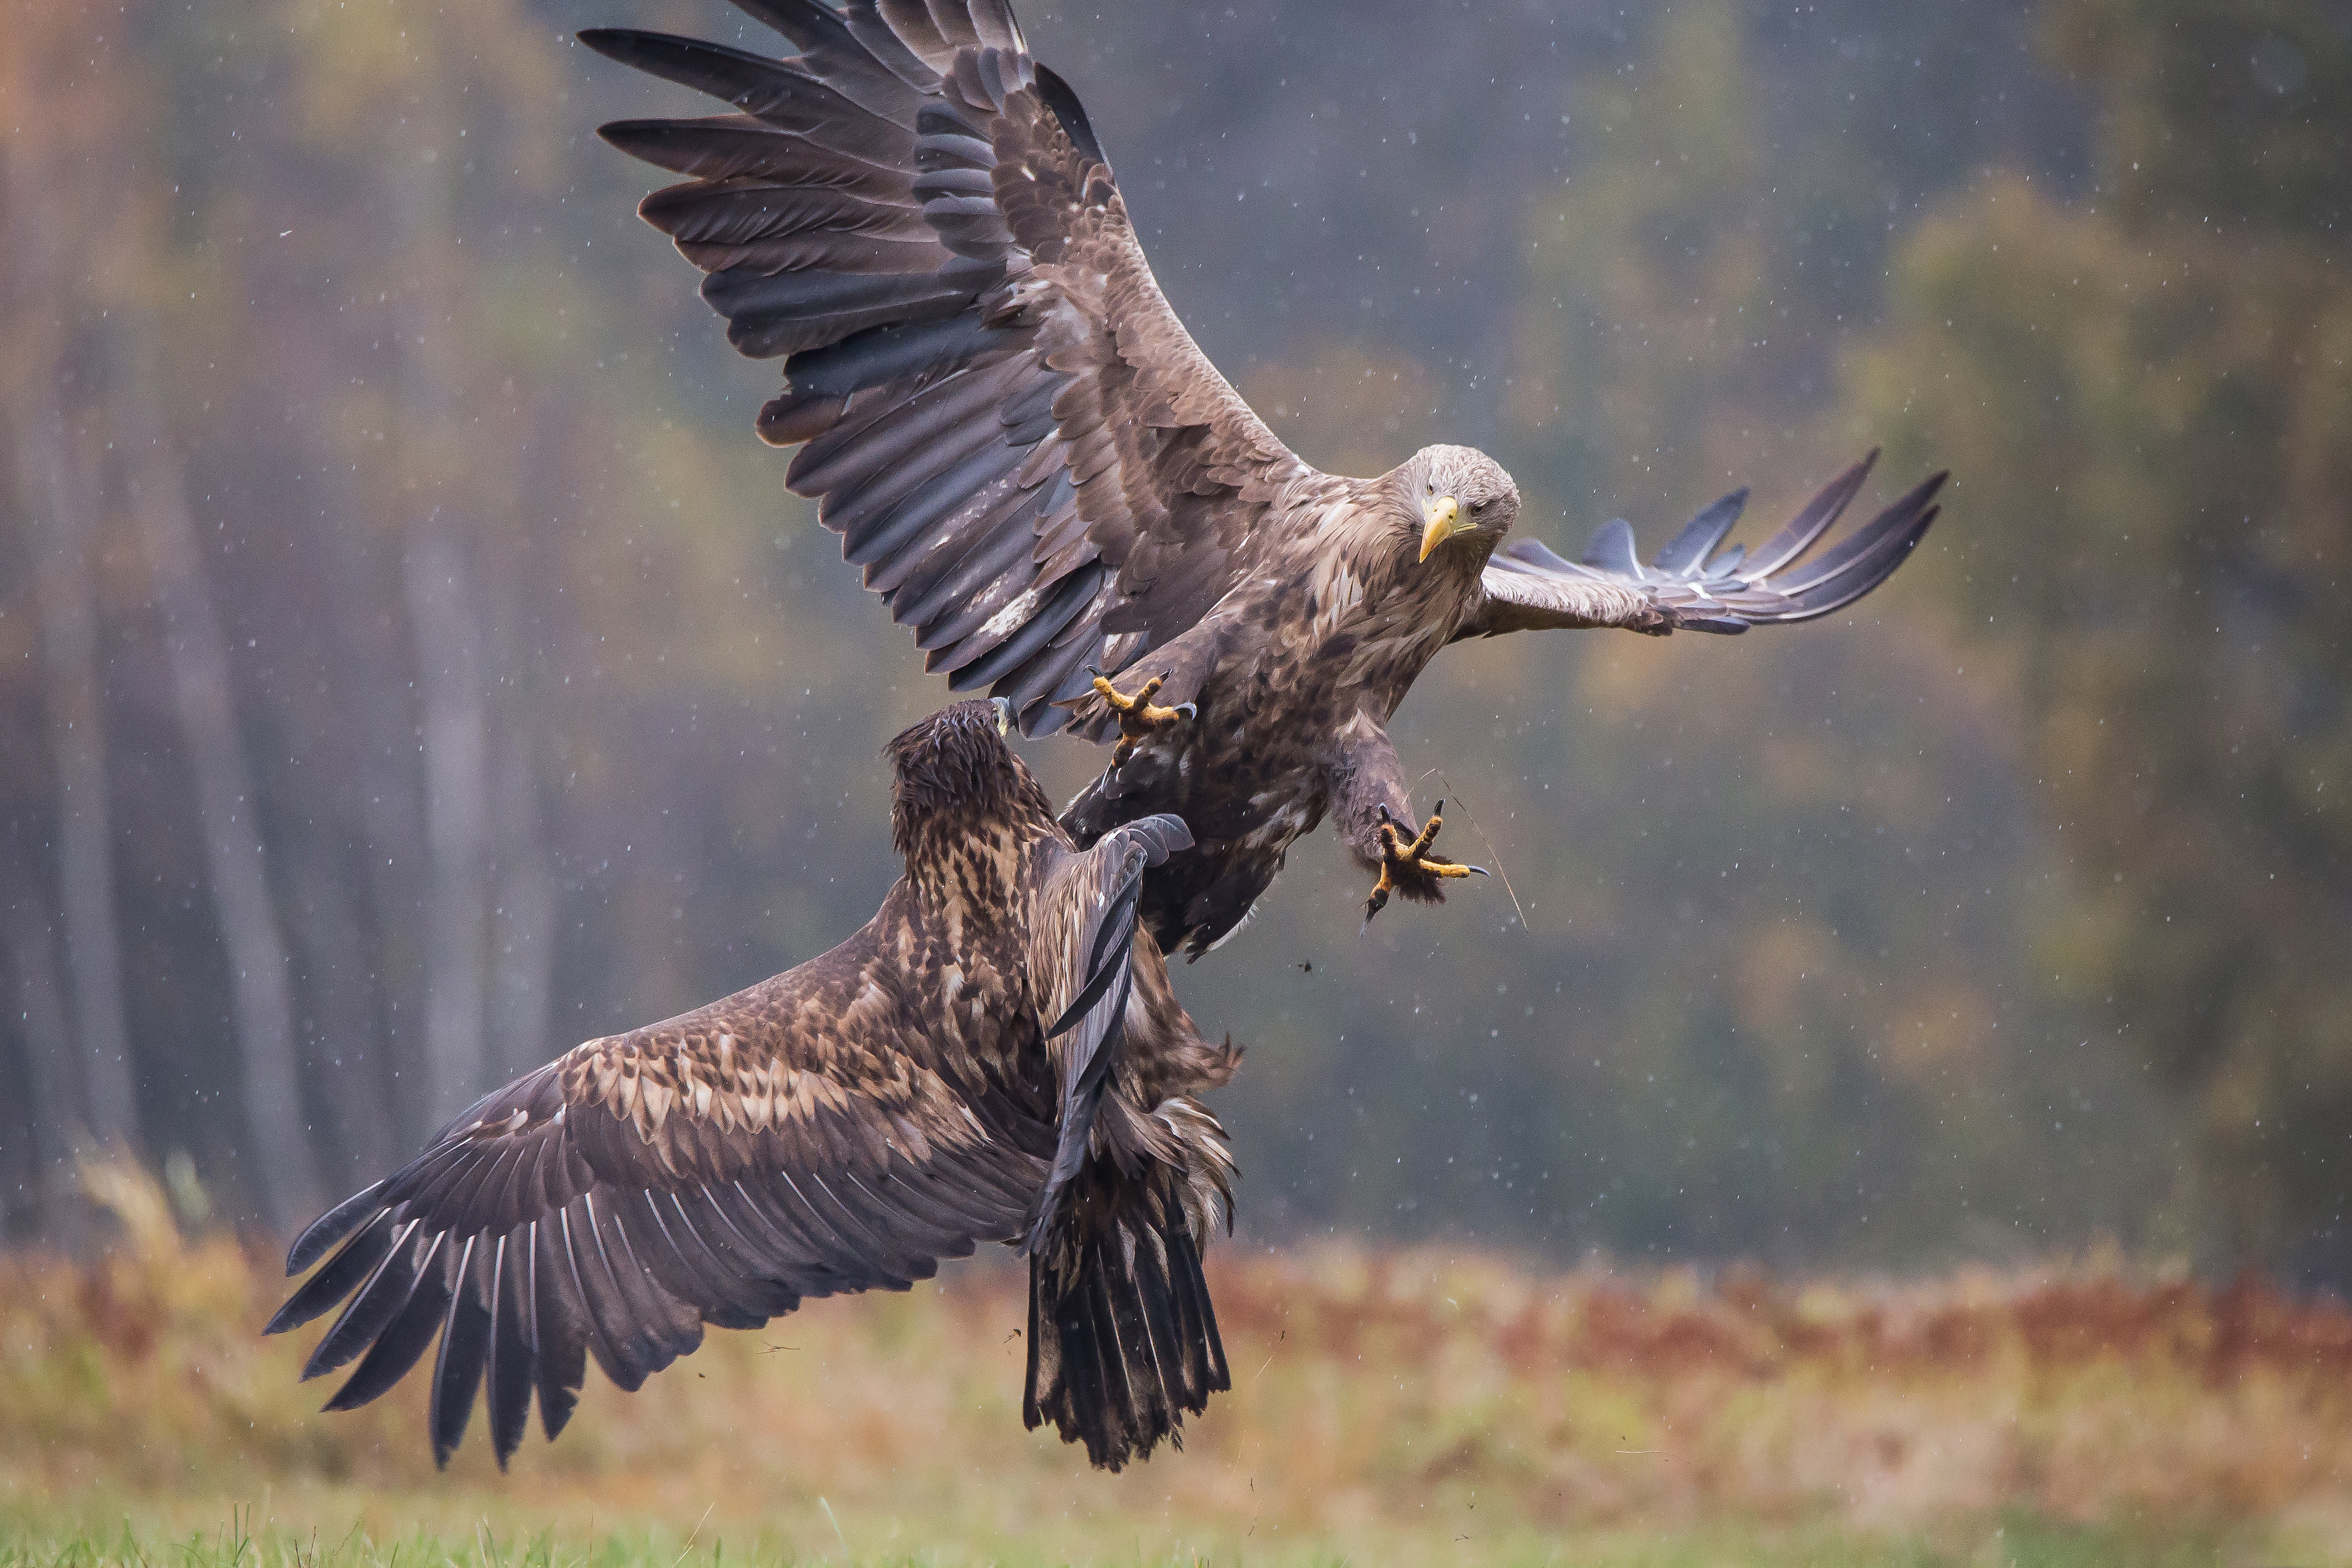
(818, 1498, 851, 1564)
(671, 1504, 713, 1568)
(1419, 769, 1527, 928)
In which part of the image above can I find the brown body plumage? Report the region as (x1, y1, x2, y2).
(1063, 449, 1517, 951)
(269, 701, 1238, 1472)
(584, 0, 1948, 955)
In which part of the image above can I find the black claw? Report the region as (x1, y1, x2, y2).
(1468, 866, 1491, 877)
(1173, 702, 1198, 720)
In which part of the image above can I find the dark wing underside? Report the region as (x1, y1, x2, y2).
(266, 959, 1052, 1470)
(583, 1, 1308, 735)
(1462, 452, 1948, 639)
(1022, 812, 1192, 1251)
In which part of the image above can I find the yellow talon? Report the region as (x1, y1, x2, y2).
(1090, 669, 1196, 768)
(1362, 801, 1486, 924)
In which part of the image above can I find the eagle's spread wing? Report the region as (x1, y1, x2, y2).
(1461, 453, 1948, 639)
(1023, 813, 1192, 1251)
(582, 3, 1306, 735)
(265, 955, 1052, 1468)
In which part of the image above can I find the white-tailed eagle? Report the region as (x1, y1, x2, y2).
(583, 1, 1947, 955)
(270, 701, 1238, 1472)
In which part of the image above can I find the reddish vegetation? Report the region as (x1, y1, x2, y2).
(7, 1192, 2352, 1550)
(1208, 1247, 2352, 1387)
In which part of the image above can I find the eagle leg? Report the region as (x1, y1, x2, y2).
(1089, 668, 1196, 769)
(1362, 801, 1488, 925)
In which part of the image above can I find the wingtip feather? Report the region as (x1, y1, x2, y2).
(285, 1180, 389, 1275)
(575, 26, 630, 59)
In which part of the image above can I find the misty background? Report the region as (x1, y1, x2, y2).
(0, 0, 2343, 1280)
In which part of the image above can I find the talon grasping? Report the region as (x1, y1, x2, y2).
(1090, 668, 1197, 768)
(1362, 800, 1488, 924)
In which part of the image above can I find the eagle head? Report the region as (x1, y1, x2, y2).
(1404, 444, 1520, 564)
(887, 699, 1056, 854)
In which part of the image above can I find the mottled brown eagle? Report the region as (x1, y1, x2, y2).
(268, 700, 1239, 1472)
(582, 1, 1948, 957)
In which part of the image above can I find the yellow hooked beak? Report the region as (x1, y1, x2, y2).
(991, 696, 1014, 736)
(1419, 494, 1468, 563)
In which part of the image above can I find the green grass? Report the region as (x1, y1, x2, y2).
(0, 1501, 2261, 1568)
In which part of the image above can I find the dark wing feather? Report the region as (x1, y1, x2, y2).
(427, 1236, 494, 1466)
(585, 4, 1311, 735)
(270, 927, 1048, 1469)
(484, 1234, 536, 1462)
(263, 1211, 399, 1335)
(323, 1231, 455, 1412)
(1460, 452, 1948, 639)
(1021, 813, 1193, 1251)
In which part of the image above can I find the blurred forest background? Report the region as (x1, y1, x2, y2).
(0, 0, 2344, 1283)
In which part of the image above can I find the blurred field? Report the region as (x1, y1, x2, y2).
(0, 1172, 2347, 1565)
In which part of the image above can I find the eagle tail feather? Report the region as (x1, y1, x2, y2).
(1023, 1168, 1224, 1471)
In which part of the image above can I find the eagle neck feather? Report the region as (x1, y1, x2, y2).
(886, 705, 1062, 915)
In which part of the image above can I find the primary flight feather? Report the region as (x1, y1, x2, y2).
(582, 0, 1948, 957)
(270, 700, 1239, 1473)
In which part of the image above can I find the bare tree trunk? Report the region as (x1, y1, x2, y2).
(118, 363, 322, 1231)
(298, 439, 432, 1141)
(405, 526, 492, 1120)
(0, 0, 140, 1165)
(286, 828, 397, 1187)
(489, 727, 558, 1080)
(1, 830, 88, 1243)
(391, 79, 500, 1124)
(19, 408, 141, 1153)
